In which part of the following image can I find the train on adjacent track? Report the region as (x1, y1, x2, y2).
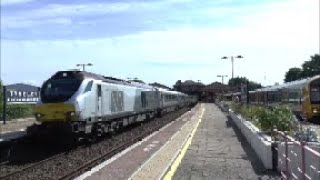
(30, 70, 197, 139)
(224, 75, 320, 122)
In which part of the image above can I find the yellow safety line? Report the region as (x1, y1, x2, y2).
(163, 108, 205, 180)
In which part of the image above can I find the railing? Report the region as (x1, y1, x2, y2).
(274, 130, 320, 180)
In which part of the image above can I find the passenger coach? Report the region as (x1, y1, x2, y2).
(224, 75, 320, 122)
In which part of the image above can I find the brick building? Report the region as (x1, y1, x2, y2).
(173, 80, 229, 102)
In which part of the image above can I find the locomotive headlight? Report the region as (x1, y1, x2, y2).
(35, 113, 43, 119)
(66, 111, 76, 117)
(70, 112, 75, 116)
(66, 111, 78, 121)
(313, 109, 318, 113)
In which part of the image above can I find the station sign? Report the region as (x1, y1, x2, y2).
(4, 83, 40, 104)
(6, 90, 40, 103)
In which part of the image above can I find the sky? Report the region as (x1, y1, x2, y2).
(1, 0, 319, 87)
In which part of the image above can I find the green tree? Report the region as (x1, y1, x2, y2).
(284, 54, 320, 82)
(300, 54, 320, 78)
(228, 76, 262, 91)
(284, 67, 302, 82)
(228, 77, 248, 87)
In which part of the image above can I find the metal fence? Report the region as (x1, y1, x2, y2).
(275, 131, 320, 180)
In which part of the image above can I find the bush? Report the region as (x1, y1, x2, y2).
(230, 103, 295, 133)
(0, 104, 34, 120)
(231, 103, 242, 114)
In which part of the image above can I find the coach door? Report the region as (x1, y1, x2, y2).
(96, 84, 102, 118)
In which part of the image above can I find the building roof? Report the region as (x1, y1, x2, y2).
(6, 83, 40, 92)
(202, 82, 228, 91)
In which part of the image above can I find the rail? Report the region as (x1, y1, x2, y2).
(0, 143, 84, 179)
(58, 108, 196, 179)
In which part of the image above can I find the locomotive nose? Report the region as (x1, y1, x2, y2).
(33, 103, 77, 122)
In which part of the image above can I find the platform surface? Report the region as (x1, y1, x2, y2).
(0, 118, 34, 142)
(77, 104, 281, 180)
(172, 103, 280, 180)
(77, 105, 202, 180)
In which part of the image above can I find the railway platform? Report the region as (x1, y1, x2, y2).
(0, 118, 35, 142)
(76, 103, 281, 180)
(172, 103, 280, 180)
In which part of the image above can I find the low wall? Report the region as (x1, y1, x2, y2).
(228, 109, 320, 178)
(229, 111, 273, 169)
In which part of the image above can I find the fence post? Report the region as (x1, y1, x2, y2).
(2, 85, 7, 124)
(301, 141, 306, 180)
(271, 142, 278, 171)
(284, 132, 289, 179)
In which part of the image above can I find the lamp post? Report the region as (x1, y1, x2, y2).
(217, 75, 227, 101)
(221, 55, 243, 79)
(77, 63, 93, 71)
(217, 75, 228, 85)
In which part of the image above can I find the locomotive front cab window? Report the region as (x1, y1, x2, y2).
(41, 79, 82, 103)
(310, 79, 320, 104)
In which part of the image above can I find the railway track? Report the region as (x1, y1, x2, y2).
(0, 147, 80, 179)
(58, 119, 165, 180)
(296, 120, 320, 141)
(0, 107, 193, 180)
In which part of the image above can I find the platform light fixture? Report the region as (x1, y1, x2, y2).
(77, 63, 93, 71)
(217, 75, 228, 85)
(221, 55, 243, 79)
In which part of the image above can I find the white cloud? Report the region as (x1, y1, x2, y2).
(2, 2, 131, 28)
(1, 0, 319, 86)
(0, 0, 244, 29)
(2, 1, 159, 21)
(0, 0, 35, 5)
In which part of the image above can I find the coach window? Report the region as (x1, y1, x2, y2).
(84, 81, 93, 93)
(141, 92, 147, 108)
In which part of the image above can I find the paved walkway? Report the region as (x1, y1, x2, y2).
(0, 118, 35, 141)
(76, 105, 202, 180)
(0, 117, 35, 133)
(173, 103, 280, 180)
